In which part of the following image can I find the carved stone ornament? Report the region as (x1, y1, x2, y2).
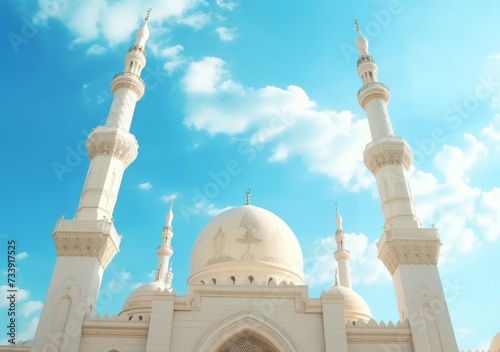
(53, 219, 121, 269)
(219, 335, 278, 352)
(363, 137, 413, 174)
(377, 228, 441, 275)
(86, 127, 138, 167)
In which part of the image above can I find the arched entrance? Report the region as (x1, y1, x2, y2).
(218, 333, 278, 352)
(194, 309, 301, 352)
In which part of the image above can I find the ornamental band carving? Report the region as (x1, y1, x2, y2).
(378, 240, 440, 275)
(53, 219, 121, 268)
(357, 82, 390, 109)
(111, 73, 145, 98)
(86, 127, 138, 167)
(363, 137, 413, 174)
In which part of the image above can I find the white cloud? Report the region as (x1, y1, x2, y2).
(216, 27, 237, 42)
(160, 192, 179, 202)
(476, 187, 500, 241)
(482, 114, 500, 143)
(486, 53, 500, 60)
(131, 282, 144, 290)
(86, 44, 107, 55)
(193, 200, 233, 217)
(138, 182, 153, 190)
(34, 0, 207, 45)
(304, 233, 389, 288)
(0, 285, 29, 307)
(16, 252, 28, 260)
(216, 0, 237, 11)
(182, 57, 232, 94)
(181, 57, 372, 190)
(160, 44, 186, 74)
(160, 44, 184, 58)
(178, 11, 210, 30)
(17, 317, 39, 343)
(147, 269, 156, 280)
(408, 131, 500, 261)
(120, 270, 132, 280)
(20, 301, 43, 317)
(433, 134, 487, 182)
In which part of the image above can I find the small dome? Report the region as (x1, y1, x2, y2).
(188, 205, 305, 286)
(355, 33, 369, 56)
(322, 285, 373, 322)
(120, 280, 172, 317)
(491, 332, 500, 352)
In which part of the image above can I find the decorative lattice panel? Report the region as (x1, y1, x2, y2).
(218, 335, 278, 352)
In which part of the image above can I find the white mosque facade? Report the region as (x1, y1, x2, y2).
(3, 13, 499, 352)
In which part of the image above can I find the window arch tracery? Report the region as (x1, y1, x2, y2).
(218, 334, 278, 352)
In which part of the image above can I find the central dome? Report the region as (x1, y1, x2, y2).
(188, 205, 305, 286)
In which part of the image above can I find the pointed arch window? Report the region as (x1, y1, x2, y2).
(218, 334, 278, 352)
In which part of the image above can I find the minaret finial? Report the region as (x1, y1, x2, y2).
(245, 188, 251, 205)
(166, 199, 174, 228)
(335, 202, 343, 230)
(145, 8, 152, 22)
(354, 19, 360, 33)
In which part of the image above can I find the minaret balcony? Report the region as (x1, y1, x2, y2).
(128, 44, 147, 58)
(53, 219, 121, 268)
(111, 72, 145, 98)
(86, 126, 139, 167)
(357, 82, 390, 109)
(357, 54, 374, 67)
(377, 228, 441, 274)
(363, 137, 413, 174)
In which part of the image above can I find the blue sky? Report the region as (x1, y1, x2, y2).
(1, 0, 500, 349)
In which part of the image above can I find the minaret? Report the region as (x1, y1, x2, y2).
(165, 263, 174, 289)
(156, 200, 175, 288)
(333, 204, 352, 289)
(75, 8, 151, 221)
(32, 11, 152, 352)
(354, 21, 458, 351)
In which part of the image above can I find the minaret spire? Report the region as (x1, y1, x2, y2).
(354, 24, 459, 351)
(156, 200, 175, 285)
(75, 10, 152, 221)
(355, 21, 419, 229)
(333, 204, 352, 289)
(33, 13, 152, 351)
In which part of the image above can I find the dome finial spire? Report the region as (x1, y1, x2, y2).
(145, 8, 152, 22)
(354, 19, 360, 33)
(334, 268, 339, 286)
(245, 188, 251, 205)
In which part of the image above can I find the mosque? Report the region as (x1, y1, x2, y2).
(2, 11, 499, 352)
